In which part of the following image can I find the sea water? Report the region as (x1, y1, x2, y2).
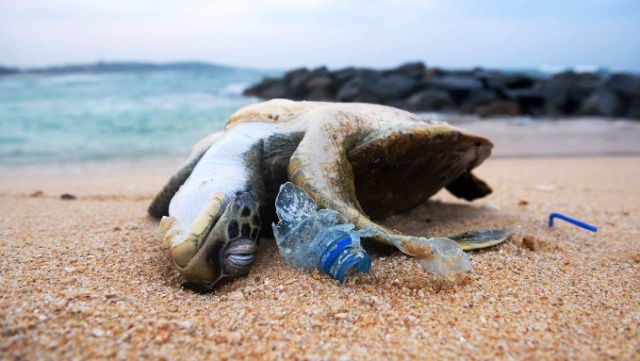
(0, 67, 274, 165)
(2, 66, 636, 166)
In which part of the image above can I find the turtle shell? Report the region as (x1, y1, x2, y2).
(347, 124, 492, 219)
(252, 103, 493, 221)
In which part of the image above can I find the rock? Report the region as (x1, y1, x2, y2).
(306, 85, 334, 101)
(283, 67, 312, 100)
(626, 98, 640, 119)
(521, 235, 538, 251)
(331, 67, 359, 88)
(542, 72, 601, 115)
(384, 62, 426, 79)
(60, 193, 77, 200)
(606, 73, 640, 97)
(427, 75, 483, 91)
(426, 75, 483, 105)
(336, 71, 378, 102)
(579, 87, 625, 117)
(306, 75, 332, 89)
(506, 88, 545, 116)
(243, 62, 639, 119)
(243, 77, 288, 99)
(460, 89, 498, 113)
(368, 74, 419, 100)
(606, 73, 640, 119)
(405, 89, 455, 112)
(480, 71, 536, 91)
(305, 72, 334, 101)
(338, 68, 421, 101)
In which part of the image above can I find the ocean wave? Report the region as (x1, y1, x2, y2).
(0, 68, 268, 165)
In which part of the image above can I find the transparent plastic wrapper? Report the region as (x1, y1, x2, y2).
(417, 237, 472, 281)
(272, 182, 371, 282)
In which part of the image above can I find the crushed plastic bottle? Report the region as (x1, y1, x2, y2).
(272, 182, 371, 282)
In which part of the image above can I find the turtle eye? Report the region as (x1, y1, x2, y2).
(224, 238, 258, 277)
(228, 253, 255, 267)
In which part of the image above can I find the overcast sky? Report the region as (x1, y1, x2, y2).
(1, 0, 639, 72)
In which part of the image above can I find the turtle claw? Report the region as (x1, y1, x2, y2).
(447, 228, 512, 251)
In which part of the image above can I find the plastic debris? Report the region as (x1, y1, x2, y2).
(417, 237, 472, 280)
(272, 182, 371, 282)
(548, 212, 598, 232)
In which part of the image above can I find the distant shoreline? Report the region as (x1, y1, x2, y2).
(3, 60, 638, 78)
(0, 61, 241, 76)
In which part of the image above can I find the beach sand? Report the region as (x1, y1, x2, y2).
(1, 120, 639, 360)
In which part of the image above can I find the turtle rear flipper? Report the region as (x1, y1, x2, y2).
(445, 171, 492, 201)
(448, 229, 512, 250)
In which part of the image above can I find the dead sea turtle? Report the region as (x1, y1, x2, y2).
(149, 99, 509, 288)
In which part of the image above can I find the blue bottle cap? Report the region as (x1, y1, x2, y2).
(319, 232, 371, 282)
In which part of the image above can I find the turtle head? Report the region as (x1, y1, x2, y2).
(160, 191, 262, 290)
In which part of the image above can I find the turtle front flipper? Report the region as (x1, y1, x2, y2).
(148, 131, 224, 218)
(149, 154, 205, 219)
(287, 110, 416, 252)
(287, 111, 374, 237)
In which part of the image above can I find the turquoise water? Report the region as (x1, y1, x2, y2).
(0, 68, 273, 165)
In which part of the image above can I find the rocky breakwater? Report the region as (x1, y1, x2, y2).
(244, 62, 640, 119)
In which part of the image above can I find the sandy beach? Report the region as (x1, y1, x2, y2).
(1, 120, 639, 360)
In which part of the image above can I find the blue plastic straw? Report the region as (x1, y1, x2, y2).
(548, 212, 598, 232)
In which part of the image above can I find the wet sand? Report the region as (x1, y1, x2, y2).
(1, 120, 639, 360)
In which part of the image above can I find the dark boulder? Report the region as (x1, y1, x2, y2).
(606, 73, 640, 97)
(337, 70, 419, 102)
(305, 75, 334, 101)
(626, 98, 640, 119)
(425, 75, 483, 104)
(243, 77, 288, 99)
(478, 70, 536, 91)
(542, 72, 601, 115)
(383, 62, 426, 79)
(300, 67, 334, 101)
(505, 88, 545, 116)
(606, 73, 640, 118)
(336, 71, 379, 102)
(579, 87, 625, 117)
(282, 68, 312, 100)
(243, 62, 640, 119)
(405, 89, 455, 112)
(368, 74, 420, 100)
(460, 89, 499, 113)
(332, 67, 363, 90)
(427, 75, 483, 91)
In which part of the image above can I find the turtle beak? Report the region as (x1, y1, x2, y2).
(172, 212, 230, 287)
(160, 193, 261, 289)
